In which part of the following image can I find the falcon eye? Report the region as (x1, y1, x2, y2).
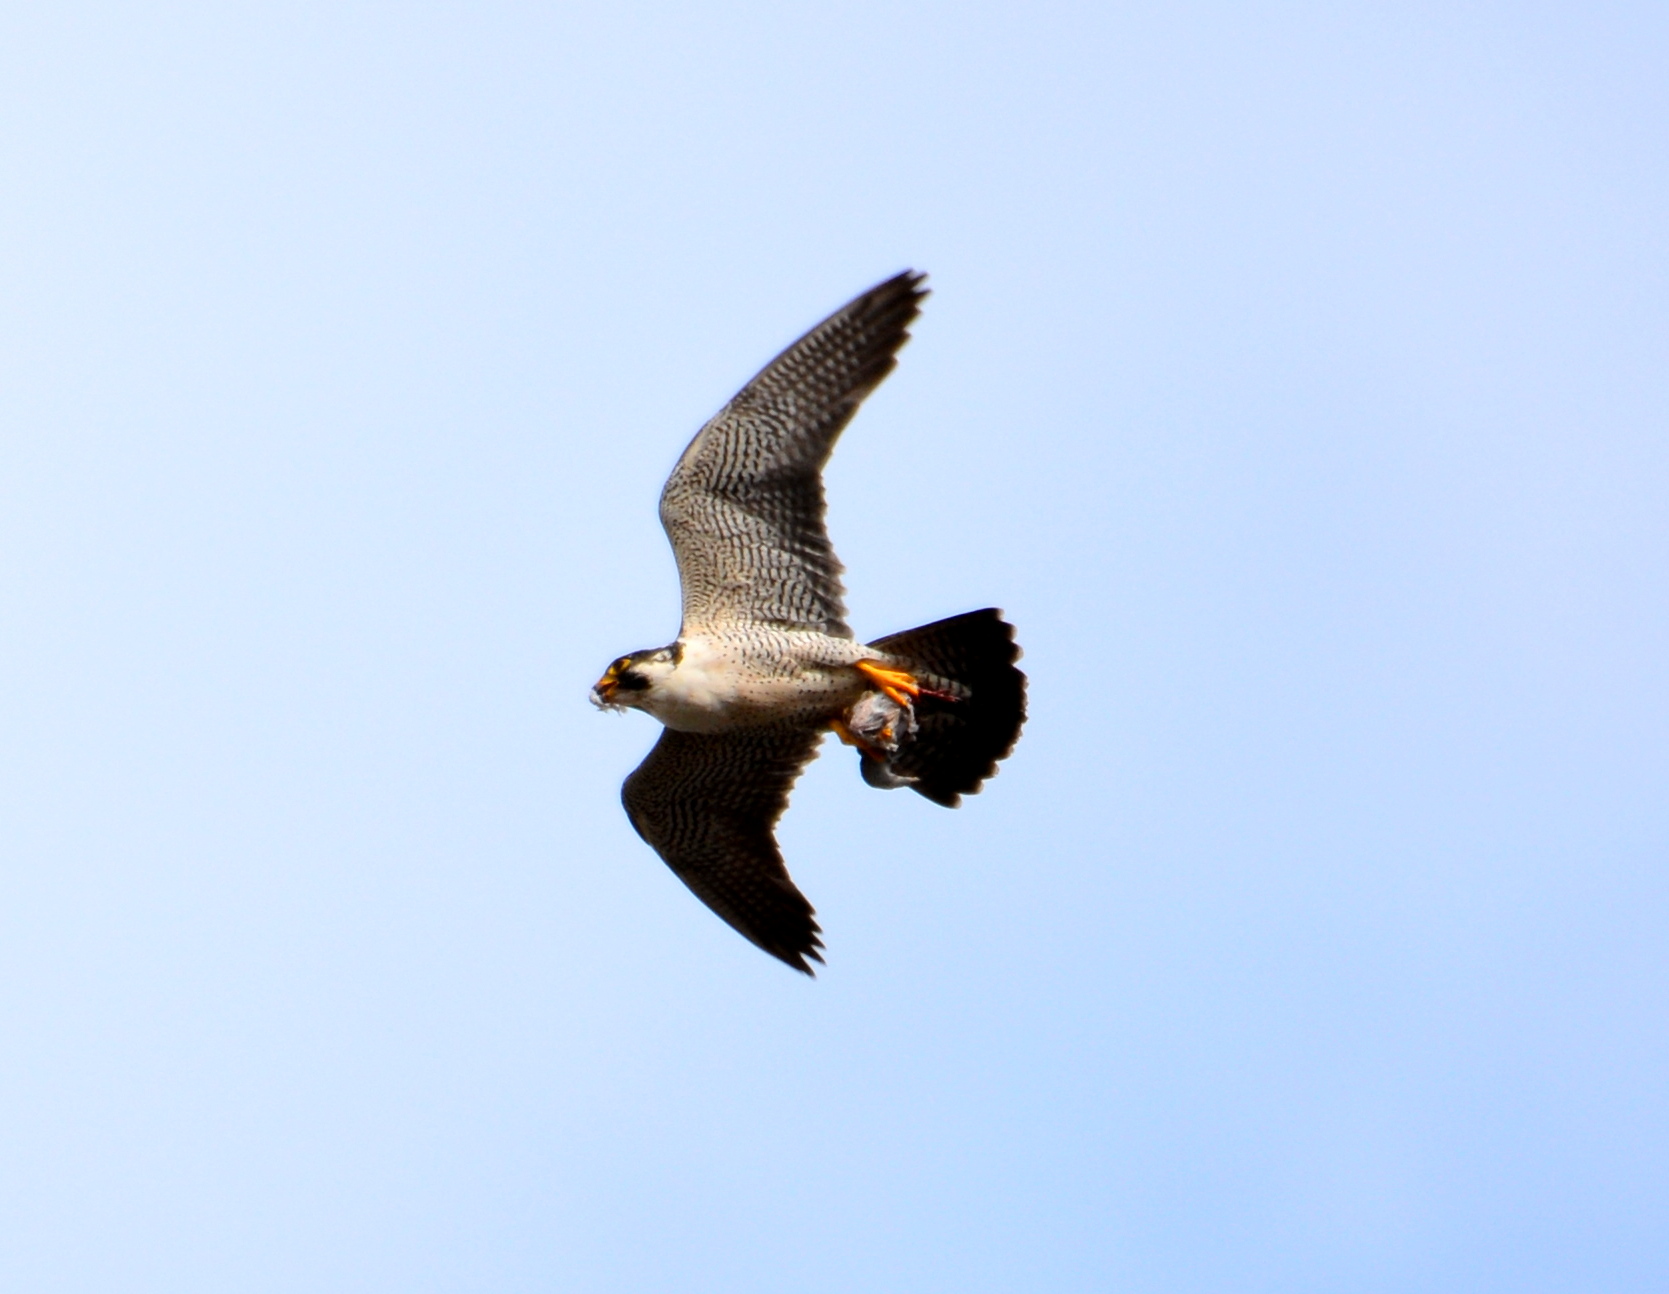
(615, 670, 650, 692)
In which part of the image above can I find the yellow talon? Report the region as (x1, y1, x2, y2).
(829, 716, 888, 760)
(853, 659, 960, 706)
(853, 660, 918, 707)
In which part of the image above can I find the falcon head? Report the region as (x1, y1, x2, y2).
(590, 646, 678, 711)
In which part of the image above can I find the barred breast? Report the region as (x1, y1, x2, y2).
(641, 630, 872, 734)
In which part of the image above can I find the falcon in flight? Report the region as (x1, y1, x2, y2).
(591, 272, 1026, 973)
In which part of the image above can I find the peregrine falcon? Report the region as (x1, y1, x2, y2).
(591, 272, 1026, 973)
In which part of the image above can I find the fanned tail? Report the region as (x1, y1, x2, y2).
(861, 609, 1026, 807)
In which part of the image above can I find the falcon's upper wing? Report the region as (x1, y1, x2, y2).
(622, 724, 826, 973)
(659, 271, 928, 638)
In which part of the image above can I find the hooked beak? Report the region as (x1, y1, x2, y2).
(590, 668, 622, 710)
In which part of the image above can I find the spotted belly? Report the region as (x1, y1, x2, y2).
(642, 633, 870, 734)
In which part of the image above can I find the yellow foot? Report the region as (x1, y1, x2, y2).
(853, 659, 960, 707)
(829, 717, 890, 760)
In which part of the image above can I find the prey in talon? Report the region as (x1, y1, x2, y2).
(591, 271, 1026, 973)
(832, 689, 920, 791)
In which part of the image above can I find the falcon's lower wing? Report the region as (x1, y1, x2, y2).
(622, 725, 825, 973)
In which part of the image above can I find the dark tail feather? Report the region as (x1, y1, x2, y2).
(865, 609, 1026, 807)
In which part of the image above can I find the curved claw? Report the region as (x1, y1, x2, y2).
(853, 659, 960, 706)
(829, 717, 888, 760)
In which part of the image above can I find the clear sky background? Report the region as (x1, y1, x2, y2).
(3, 4, 1666, 1291)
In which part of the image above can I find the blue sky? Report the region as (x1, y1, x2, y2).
(3, 3, 1666, 1291)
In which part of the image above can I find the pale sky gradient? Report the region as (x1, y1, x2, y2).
(3, 4, 1667, 1291)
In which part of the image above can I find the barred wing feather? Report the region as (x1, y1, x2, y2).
(659, 271, 927, 637)
(622, 725, 826, 974)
